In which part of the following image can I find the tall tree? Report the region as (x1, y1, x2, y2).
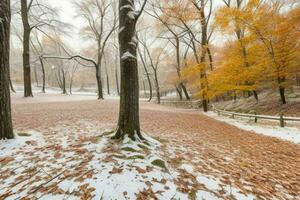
(75, 0, 118, 99)
(112, 0, 148, 141)
(138, 35, 167, 104)
(20, 0, 62, 97)
(0, 0, 14, 139)
(21, 0, 33, 97)
(149, 3, 191, 101)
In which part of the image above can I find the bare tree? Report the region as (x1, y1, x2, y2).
(0, 0, 14, 139)
(75, 0, 118, 99)
(147, 4, 191, 101)
(69, 62, 79, 94)
(112, 0, 148, 141)
(137, 46, 152, 101)
(138, 34, 167, 104)
(20, 0, 63, 97)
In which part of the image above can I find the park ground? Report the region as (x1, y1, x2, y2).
(0, 92, 300, 200)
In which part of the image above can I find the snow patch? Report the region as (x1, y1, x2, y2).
(121, 51, 136, 61)
(204, 111, 300, 144)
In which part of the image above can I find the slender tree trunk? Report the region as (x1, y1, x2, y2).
(0, 0, 14, 139)
(253, 90, 258, 102)
(176, 85, 183, 100)
(181, 83, 190, 101)
(34, 65, 39, 86)
(153, 70, 160, 104)
(69, 79, 73, 94)
(142, 80, 146, 95)
(278, 76, 286, 104)
(21, 0, 33, 97)
(96, 65, 104, 99)
(279, 87, 286, 104)
(138, 47, 152, 101)
(115, 68, 120, 95)
(113, 0, 143, 141)
(106, 74, 110, 95)
(174, 37, 190, 101)
(62, 69, 67, 94)
(207, 46, 213, 71)
(39, 57, 46, 93)
(115, 53, 120, 96)
(8, 67, 15, 93)
(199, 0, 208, 112)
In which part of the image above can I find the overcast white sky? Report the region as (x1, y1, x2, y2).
(47, 0, 86, 51)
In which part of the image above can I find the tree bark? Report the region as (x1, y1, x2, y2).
(0, 0, 14, 139)
(21, 0, 33, 97)
(8, 66, 15, 93)
(207, 46, 213, 71)
(198, 0, 208, 112)
(278, 77, 286, 104)
(115, 67, 120, 96)
(96, 65, 104, 99)
(39, 56, 46, 93)
(106, 74, 110, 95)
(174, 37, 190, 101)
(113, 0, 143, 141)
(62, 68, 67, 94)
(176, 85, 183, 100)
(34, 65, 39, 86)
(153, 70, 160, 104)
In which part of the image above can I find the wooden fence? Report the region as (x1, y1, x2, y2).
(160, 100, 201, 109)
(212, 105, 300, 127)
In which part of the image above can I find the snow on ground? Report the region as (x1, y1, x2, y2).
(0, 122, 186, 199)
(0, 120, 257, 200)
(203, 111, 300, 144)
(11, 85, 153, 103)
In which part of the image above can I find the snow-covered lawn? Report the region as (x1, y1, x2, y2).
(204, 111, 300, 144)
(3, 95, 299, 199)
(0, 121, 257, 200)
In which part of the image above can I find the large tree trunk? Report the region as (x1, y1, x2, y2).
(113, 0, 143, 141)
(0, 0, 14, 139)
(21, 0, 33, 97)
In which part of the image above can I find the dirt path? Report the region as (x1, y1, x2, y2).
(2, 97, 300, 199)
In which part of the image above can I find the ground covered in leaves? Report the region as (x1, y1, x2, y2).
(1, 94, 300, 199)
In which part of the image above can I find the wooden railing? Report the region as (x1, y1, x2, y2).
(212, 105, 300, 127)
(160, 100, 201, 109)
